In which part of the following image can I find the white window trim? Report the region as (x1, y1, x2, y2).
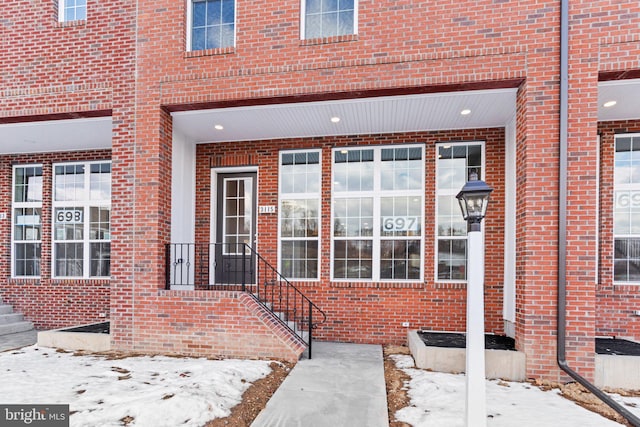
(11, 164, 43, 278)
(434, 141, 486, 283)
(330, 144, 425, 282)
(613, 133, 640, 285)
(58, 0, 86, 23)
(51, 161, 111, 279)
(277, 149, 322, 281)
(300, 0, 359, 40)
(186, 0, 237, 51)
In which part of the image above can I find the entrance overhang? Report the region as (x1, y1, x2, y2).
(171, 88, 519, 144)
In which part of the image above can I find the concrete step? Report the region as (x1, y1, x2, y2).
(0, 305, 13, 315)
(0, 313, 24, 325)
(0, 321, 34, 336)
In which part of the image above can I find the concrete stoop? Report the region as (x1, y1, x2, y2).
(37, 325, 111, 352)
(595, 354, 640, 389)
(407, 330, 527, 381)
(0, 298, 35, 337)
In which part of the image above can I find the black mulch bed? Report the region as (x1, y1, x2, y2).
(61, 322, 110, 334)
(418, 331, 516, 351)
(419, 331, 640, 356)
(596, 338, 640, 356)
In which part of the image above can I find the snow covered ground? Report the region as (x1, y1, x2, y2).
(0, 345, 272, 427)
(392, 354, 640, 426)
(3, 344, 640, 427)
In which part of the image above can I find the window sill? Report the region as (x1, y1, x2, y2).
(300, 34, 358, 46)
(56, 19, 87, 28)
(434, 282, 467, 290)
(330, 281, 424, 289)
(185, 47, 235, 58)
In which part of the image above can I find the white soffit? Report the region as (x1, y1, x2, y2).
(172, 89, 518, 144)
(0, 116, 112, 154)
(598, 79, 640, 122)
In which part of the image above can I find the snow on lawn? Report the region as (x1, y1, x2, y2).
(392, 354, 640, 427)
(0, 345, 273, 427)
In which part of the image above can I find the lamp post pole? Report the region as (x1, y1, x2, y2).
(465, 225, 486, 427)
(456, 171, 493, 427)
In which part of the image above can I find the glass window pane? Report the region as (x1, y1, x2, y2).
(192, 28, 206, 50)
(324, 0, 338, 12)
(306, 0, 321, 14)
(207, 0, 222, 24)
(55, 243, 83, 277)
(193, 0, 206, 26)
(322, 12, 338, 37)
(90, 242, 111, 277)
(222, 0, 235, 23)
(305, 14, 321, 39)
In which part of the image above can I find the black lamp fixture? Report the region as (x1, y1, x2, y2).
(456, 170, 493, 232)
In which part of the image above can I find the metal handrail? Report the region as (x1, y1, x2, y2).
(165, 243, 327, 358)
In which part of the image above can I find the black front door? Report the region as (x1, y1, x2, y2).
(214, 172, 257, 285)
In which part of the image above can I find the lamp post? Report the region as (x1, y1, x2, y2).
(456, 171, 493, 427)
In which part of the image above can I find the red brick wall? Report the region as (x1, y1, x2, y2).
(194, 129, 506, 344)
(598, 120, 640, 338)
(130, 290, 305, 362)
(0, 1, 135, 120)
(0, 150, 111, 330)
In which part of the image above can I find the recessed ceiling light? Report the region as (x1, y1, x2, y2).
(340, 149, 348, 154)
(331, 116, 341, 123)
(460, 109, 471, 116)
(603, 100, 617, 108)
(214, 124, 224, 130)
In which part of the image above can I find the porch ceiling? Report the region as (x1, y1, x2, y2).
(0, 80, 639, 155)
(0, 116, 112, 155)
(171, 89, 519, 144)
(598, 79, 640, 122)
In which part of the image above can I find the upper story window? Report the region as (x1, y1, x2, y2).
(53, 161, 111, 278)
(331, 145, 424, 281)
(58, 0, 86, 22)
(189, 0, 236, 51)
(302, 0, 356, 39)
(12, 165, 43, 277)
(279, 150, 321, 280)
(614, 134, 640, 283)
(436, 142, 484, 281)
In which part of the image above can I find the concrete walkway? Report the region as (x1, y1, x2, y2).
(252, 341, 389, 427)
(0, 330, 37, 352)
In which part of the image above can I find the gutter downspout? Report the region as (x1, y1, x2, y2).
(557, 1, 640, 425)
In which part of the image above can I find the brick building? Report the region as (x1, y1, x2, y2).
(1, 0, 640, 382)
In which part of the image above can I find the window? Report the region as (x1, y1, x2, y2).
(331, 145, 424, 281)
(189, 0, 235, 51)
(53, 162, 111, 278)
(12, 166, 43, 277)
(614, 134, 640, 283)
(436, 142, 484, 281)
(58, 0, 86, 22)
(279, 151, 321, 279)
(302, 0, 356, 39)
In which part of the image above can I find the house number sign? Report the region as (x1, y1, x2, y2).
(616, 192, 640, 209)
(259, 205, 276, 214)
(382, 216, 420, 232)
(56, 210, 83, 224)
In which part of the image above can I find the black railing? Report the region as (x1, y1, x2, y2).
(165, 243, 326, 358)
